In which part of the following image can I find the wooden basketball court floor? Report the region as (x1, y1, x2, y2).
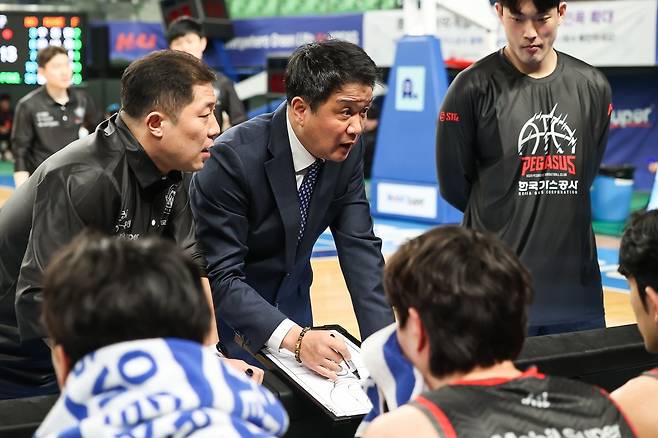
(310, 234, 634, 341)
(0, 187, 635, 341)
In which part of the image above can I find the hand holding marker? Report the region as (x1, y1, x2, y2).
(329, 332, 361, 379)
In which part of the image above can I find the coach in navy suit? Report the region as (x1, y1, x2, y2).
(190, 40, 394, 378)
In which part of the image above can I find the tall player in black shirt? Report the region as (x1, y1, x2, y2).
(612, 210, 658, 437)
(363, 226, 635, 437)
(436, 0, 612, 334)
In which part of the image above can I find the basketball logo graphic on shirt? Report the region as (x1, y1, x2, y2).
(517, 103, 579, 197)
(518, 103, 577, 156)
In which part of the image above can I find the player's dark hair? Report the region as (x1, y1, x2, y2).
(120, 50, 215, 122)
(619, 210, 658, 311)
(385, 226, 533, 378)
(285, 39, 377, 111)
(498, 0, 561, 14)
(42, 231, 210, 365)
(37, 45, 68, 68)
(166, 15, 205, 44)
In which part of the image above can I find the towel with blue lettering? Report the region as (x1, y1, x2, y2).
(35, 338, 288, 437)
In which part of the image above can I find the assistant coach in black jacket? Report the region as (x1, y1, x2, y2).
(0, 50, 226, 399)
(190, 40, 394, 379)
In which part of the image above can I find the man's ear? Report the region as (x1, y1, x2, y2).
(52, 345, 72, 389)
(407, 308, 428, 353)
(494, 2, 504, 20)
(557, 2, 567, 24)
(646, 286, 658, 322)
(290, 96, 309, 128)
(200, 36, 208, 53)
(145, 112, 166, 139)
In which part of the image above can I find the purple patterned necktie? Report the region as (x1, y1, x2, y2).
(297, 160, 322, 241)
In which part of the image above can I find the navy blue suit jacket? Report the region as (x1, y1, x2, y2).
(190, 104, 394, 357)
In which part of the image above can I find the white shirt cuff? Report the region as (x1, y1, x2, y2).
(266, 318, 296, 351)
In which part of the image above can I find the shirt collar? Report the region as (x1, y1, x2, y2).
(40, 86, 76, 107)
(286, 108, 317, 173)
(116, 112, 182, 190)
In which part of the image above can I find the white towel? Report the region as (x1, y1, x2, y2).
(36, 338, 288, 437)
(355, 323, 425, 437)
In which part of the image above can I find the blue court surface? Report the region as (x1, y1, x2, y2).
(0, 175, 13, 187)
(312, 217, 429, 258)
(598, 247, 629, 293)
(312, 218, 628, 293)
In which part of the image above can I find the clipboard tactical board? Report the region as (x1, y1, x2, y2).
(256, 324, 372, 422)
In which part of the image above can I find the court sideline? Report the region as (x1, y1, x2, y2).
(0, 186, 634, 342)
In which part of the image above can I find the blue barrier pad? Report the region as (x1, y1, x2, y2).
(0, 175, 13, 188)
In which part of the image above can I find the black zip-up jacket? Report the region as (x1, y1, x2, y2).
(0, 113, 205, 398)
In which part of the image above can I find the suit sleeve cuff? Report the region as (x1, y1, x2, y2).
(266, 318, 296, 351)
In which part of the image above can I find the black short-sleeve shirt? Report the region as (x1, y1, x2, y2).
(11, 86, 101, 173)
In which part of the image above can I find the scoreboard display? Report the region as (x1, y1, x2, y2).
(160, 0, 233, 41)
(0, 12, 86, 86)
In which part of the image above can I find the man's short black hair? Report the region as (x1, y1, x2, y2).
(41, 232, 211, 365)
(619, 210, 658, 310)
(37, 45, 68, 68)
(166, 16, 205, 45)
(120, 50, 215, 121)
(285, 39, 377, 111)
(498, 0, 561, 14)
(385, 226, 533, 378)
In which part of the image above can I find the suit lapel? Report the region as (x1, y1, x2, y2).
(264, 104, 299, 271)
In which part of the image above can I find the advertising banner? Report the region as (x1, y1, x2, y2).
(553, 0, 657, 66)
(363, 9, 494, 67)
(223, 14, 362, 67)
(605, 73, 658, 190)
(108, 21, 167, 65)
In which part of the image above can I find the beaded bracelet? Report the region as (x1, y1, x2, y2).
(294, 326, 311, 363)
